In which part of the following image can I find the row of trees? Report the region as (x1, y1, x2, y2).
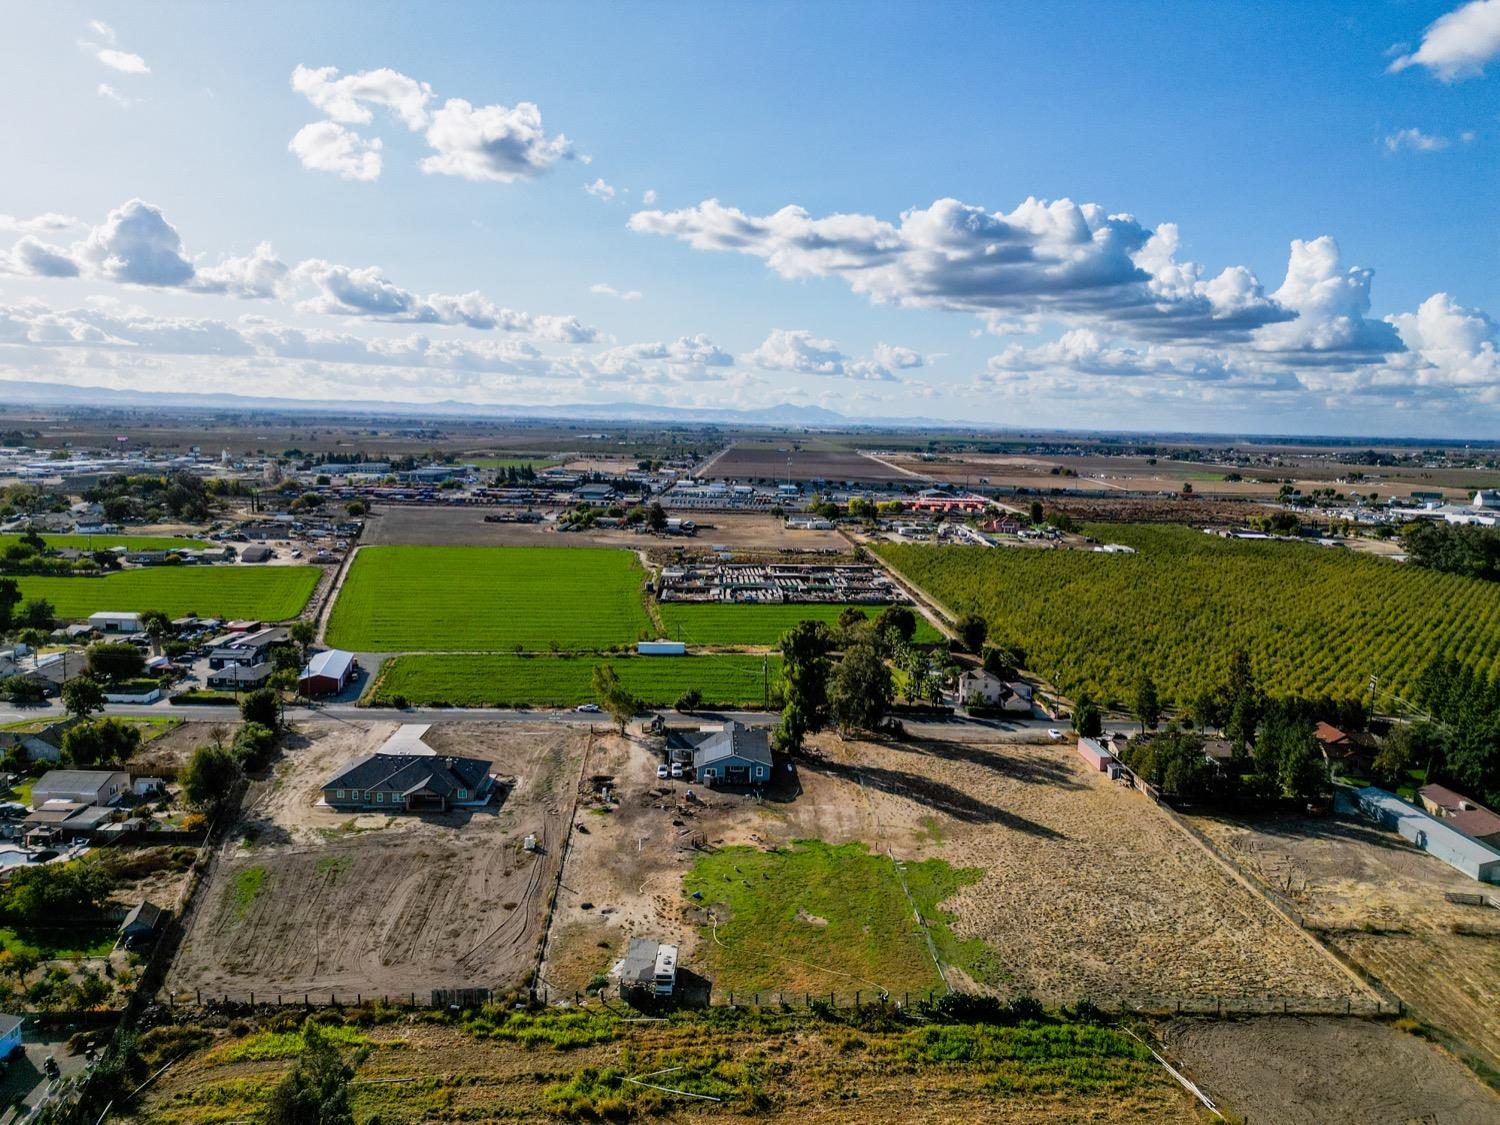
(1401, 521, 1500, 582)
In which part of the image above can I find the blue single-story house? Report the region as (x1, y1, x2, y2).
(687, 721, 773, 786)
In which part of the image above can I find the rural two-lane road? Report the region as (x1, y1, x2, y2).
(0, 700, 1060, 738)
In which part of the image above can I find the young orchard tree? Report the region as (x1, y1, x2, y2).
(591, 663, 639, 735)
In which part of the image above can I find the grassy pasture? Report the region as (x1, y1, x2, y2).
(659, 602, 943, 647)
(467, 456, 560, 470)
(371, 653, 780, 707)
(326, 545, 653, 651)
(683, 840, 981, 996)
(0, 532, 204, 551)
(878, 524, 1500, 706)
(15, 566, 320, 621)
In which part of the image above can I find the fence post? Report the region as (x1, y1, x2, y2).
(250, 992, 254, 1006)
(855, 990, 860, 1008)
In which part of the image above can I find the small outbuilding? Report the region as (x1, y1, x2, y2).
(0, 1014, 21, 1058)
(120, 901, 164, 942)
(87, 612, 142, 634)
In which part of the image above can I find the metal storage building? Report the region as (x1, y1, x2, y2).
(1348, 786, 1500, 883)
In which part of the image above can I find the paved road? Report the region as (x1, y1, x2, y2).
(0, 700, 1060, 737)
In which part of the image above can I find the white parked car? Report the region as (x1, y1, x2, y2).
(576, 703, 601, 713)
(656, 764, 669, 779)
(670, 763, 684, 779)
(1047, 728, 1063, 739)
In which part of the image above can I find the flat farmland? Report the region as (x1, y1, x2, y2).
(371, 653, 780, 707)
(167, 721, 583, 999)
(704, 441, 917, 483)
(660, 602, 942, 646)
(1189, 811, 1500, 1072)
(15, 565, 320, 621)
(0, 532, 204, 551)
(325, 545, 652, 650)
(879, 524, 1500, 705)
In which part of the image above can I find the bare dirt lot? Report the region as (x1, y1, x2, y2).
(1160, 1016, 1500, 1124)
(167, 720, 587, 1000)
(363, 504, 849, 552)
(1190, 811, 1500, 1071)
(542, 726, 1359, 1007)
(704, 441, 917, 483)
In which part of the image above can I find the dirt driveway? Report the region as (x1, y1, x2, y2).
(167, 721, 587, 1001)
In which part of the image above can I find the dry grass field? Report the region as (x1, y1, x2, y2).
(134, 1010, 1201, 1124)
(704, 441, 917, 483)
(1189, 811, 1500, 1073)
(167, 721, 586, 1001)
(831, 735, 1360, 1006)
(541, 725, 1357, 1009)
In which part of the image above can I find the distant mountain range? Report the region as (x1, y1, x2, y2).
(0, 377, 949, 429)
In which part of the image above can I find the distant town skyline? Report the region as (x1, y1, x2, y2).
(1, 1, 1498, 437)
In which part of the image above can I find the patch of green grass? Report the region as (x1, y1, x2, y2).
(888, 1022, 1156, 1095)
(229, 865, 268, 920)
(467, 456, 560, 470)
(659, 602, 942, 647)
(461, 1008, 619, 1050)
(0, 924, 117, 959)
(0, 533, 205, 552)
(316, 854, 352, 883)
(879, 524, 1500, 706)
(371, 653, 780, 708)
(117, 716, 182, 742)
(216, 1022, 372, 1061)
(902, 858, 1002, 987)
(327, 545, 653, 650)
(16, 565, 319, 621)
(682, 840, 977, 995)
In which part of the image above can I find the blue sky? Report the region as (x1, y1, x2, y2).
(1, 0, 1497, 435)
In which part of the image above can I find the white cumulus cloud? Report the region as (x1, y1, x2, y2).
(420, 97, 573, 183)
(1389, 0, 1500, 81)
(1384, 127, 1451, 153)
(288, 121, 383, 181)
(585, 178, 616, 201)
(590, 283, 642, 301)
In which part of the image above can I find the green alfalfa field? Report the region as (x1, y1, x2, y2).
(370, 652, 781, 707)
(15, 566, 320, 621)
(325, 545, 654, 651)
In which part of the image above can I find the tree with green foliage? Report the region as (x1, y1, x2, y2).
(874, 604, 917, 649)
(1134, 672, 1161, 731)
(955, 612, 988, 654)
(289, 620, 316, 665)
(1, 859, 113, 924)
(674, 688, 702, 713)
(86, 641, 146, 684)
(982, 643, 1025, 681)
(138, 609, 172, 654)
(1071, 693, 1102, 739)
(61, 675, 105, 718)
(19, 598, 53, 630)
(240, 687, 281, 731)
(836, 606, 871, 647)
(0, 578, 20, 632)
(775, 619, 834, 753)
(262, 1021, 357, 1125)
(181, 744, 243, 816)
(0, 675, 46, 706)
(829, 642, 894, 735)
(61, 717, 142, 767)
(1123, 725, 1211, 799)
(345, 499, 368, 516)
(646, 502, 668, 533)
(1029, 500, 1044, 525)
(591, 663, 638, 734)
(1252, 711, 1329, 800)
